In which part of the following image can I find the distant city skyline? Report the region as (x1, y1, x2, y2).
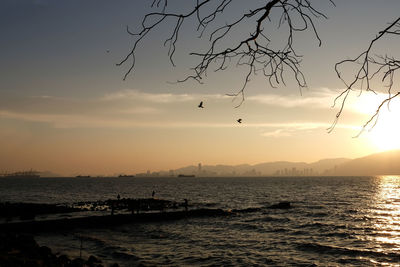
(1, 1, 400, 175)
(131, 150, 400, 177)
(1, 149, 398, 177)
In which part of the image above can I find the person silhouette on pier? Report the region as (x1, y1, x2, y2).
(152, 191, 155, 198)
(184, 199, 188, 212)
(111, 201, 115, 216)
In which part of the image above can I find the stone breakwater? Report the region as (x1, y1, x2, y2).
(0, 199, 292, 233)
(0, 208, 229, 233)
(0, 202, 80, 220)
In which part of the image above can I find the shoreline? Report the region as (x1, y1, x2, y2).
(0, 233, 117, 267)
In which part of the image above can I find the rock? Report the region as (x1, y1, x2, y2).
(57, 254, 71, 265)
(38, 245, 53, 258)
(88, 255, 102, 264)
(268, 201, 291, 209)
(0, 234, 117, 267)
(70, 257, 85, 267)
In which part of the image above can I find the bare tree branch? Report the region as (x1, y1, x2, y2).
(330, 17, 400, 135)
(118, 0, 333, 106)
(352, 92, 400, 138)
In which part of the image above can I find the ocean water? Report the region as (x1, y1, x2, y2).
(1, 176, 400, 266)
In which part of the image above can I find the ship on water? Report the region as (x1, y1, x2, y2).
(118, 174, 135, 178)
(178, 174, 195, 177)
(1, 170, 40, 178)
(75, 175, 91, 178)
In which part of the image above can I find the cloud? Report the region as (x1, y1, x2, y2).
(344, 91, 400, 115)
(0, 110, 172, 129)
(247, 88, 336, 109)
(0, 89, 241, 128)
(0, 88, 363, 130)
(31, 95, 55, 99)
(101, 89, 196, 103)
(0, 90, 171, 128)
(0, 106, 360, 133)
(246, 88, 400, 121)
(0, 110, 212, 128)
(261, 129, 293, 138)
(260, 122, 358, 138)
(114, 107, 161, 115)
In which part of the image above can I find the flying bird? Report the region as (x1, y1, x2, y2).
(198, 101, 204, 108)
(237, 119, 242, 123)
(106, 50, 110, 53)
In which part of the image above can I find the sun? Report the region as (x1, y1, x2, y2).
(351, 93, 400, 152)
(366, 109, 400, 152)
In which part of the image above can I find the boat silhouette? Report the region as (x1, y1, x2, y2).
(118, 174, 135, 178)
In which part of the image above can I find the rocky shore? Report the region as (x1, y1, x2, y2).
(0, 199, 292, 266)
(0, 233, 117, 267)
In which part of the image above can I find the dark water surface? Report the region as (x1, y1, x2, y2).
(1, 176, 400, 266)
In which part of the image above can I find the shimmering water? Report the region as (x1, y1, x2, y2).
(1, 176, 400, 266)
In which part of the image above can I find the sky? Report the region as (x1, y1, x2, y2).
(1, 0, 400, 176)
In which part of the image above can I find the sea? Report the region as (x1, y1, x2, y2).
(0, 176, 399, 266)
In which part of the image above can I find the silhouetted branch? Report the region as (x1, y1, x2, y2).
(118, 0, 334, 106)
(330, 17, 400, 134)
(352, 92, 400, 138)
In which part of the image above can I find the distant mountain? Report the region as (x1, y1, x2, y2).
(253, 161, 308, 175)
(167, 157, 351, 177)
(334, 150, 400, 175)
(148, 150, 400, 177)
(252, 158, 350, 175)
(309, 158, 351, 172)
(173, 164, 253, 176)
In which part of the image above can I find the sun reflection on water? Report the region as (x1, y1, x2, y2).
(372, 176, 400, 251)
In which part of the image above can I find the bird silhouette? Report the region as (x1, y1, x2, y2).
(106, 50, 110, 53)
(198, 101, 204, 108)
(237, 119, 242, 123)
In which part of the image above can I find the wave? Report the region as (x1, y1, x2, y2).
(297, 242, 400, 261)
(296, 222, 347, 230)
(303, 211, 329, 218)
(232, 207, 262, 213)
(323, 232, 353, 238)
(262, 215, 291, 223)
(229, 222, 263, 231)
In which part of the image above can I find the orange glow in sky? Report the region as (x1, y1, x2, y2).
(1, 1, 400, 175)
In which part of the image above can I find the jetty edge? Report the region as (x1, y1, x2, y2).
(0, 198, 293, 233)
(0, 208, 229, 233)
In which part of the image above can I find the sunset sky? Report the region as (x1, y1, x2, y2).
(1, 0, 400, 176)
